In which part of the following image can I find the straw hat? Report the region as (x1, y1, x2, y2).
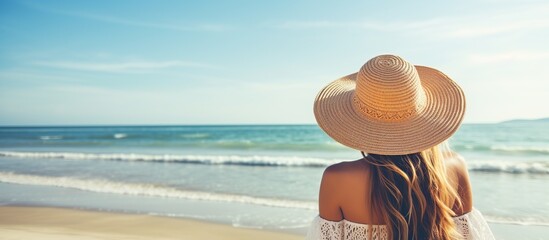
(314, 54, 465, 155)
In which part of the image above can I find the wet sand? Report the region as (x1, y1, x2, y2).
(0, 206, 303, 240)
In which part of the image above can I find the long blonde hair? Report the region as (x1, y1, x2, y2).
(361, 142, 462, 240)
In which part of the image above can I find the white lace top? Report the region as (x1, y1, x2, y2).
(305, 208, 495, 240)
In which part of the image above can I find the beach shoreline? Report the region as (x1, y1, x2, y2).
(2, 205, 549, 240)
(0, 205, 304, 240)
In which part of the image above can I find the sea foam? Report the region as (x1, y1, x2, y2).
(490, 145, 549, 155)
(0, 151, 337, 167)
(468, 161, 549, 174)
(0, 172, 317, 210)
(113, 133, 127, 139)
(2, 151, 549, 174)
(454, 144, 549, 155)
(484, 214, 549, 227)
(39, 135, 63, 140)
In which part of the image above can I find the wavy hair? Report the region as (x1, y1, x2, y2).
(361, 143, 463, 240)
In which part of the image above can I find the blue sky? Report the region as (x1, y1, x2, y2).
(1, 0, 548, 125)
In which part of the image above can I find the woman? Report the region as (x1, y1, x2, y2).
(306, 55, 494, 240)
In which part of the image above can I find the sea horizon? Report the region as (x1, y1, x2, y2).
(2, 117, 548, 128)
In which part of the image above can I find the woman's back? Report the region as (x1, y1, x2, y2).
(319, 152, 472, 225)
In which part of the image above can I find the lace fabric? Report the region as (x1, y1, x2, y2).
(452, 208, 495, 240)
(305, 208, 495, 240)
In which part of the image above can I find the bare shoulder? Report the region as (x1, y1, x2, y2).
(323, 159, 368, 180)
(319, 159, 367, 220)
(444, 151, 473, 215)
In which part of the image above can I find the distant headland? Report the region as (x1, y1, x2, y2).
(500, 117, 549, 124)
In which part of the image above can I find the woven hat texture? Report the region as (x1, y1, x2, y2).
(314, 54, 466, 155)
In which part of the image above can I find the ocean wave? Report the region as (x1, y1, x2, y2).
(6, 139, 349, 151)
(0, 151, 338, 167)
(39, 135, 63, 140)
(484, 214, 549, 227)
(490, 146, 549, 155)
(468, 161, 549, 174)
(453, 144, 549, 155)
(180, 133, 210, 139)
(2, 151, 549, 174)
(113, 133, 127, 139)
(0, 172, 317, 210)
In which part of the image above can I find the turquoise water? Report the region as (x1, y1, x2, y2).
(0, 123, 548, 233)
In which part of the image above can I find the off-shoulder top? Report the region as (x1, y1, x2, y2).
(305, 208, 495, 240)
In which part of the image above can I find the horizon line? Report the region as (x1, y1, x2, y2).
(1, 119, 544, 128)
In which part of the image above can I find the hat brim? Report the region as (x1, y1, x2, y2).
(314, 65, 466, 155)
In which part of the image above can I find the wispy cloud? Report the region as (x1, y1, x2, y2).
(33, 60, 217, 72)
(442, 4, 549, 38)
(0, 70, 85, 83)
(275, 3, 549, 39)
(19, 1, 232, 32)
(275, 19, 442, 31)
(469, 51, 549, 64)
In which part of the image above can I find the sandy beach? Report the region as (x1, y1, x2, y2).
(0, 206, 303, 240)
(2, 205, 548, 240)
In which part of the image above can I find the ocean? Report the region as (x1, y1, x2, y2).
(0, 123, 548, 235)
